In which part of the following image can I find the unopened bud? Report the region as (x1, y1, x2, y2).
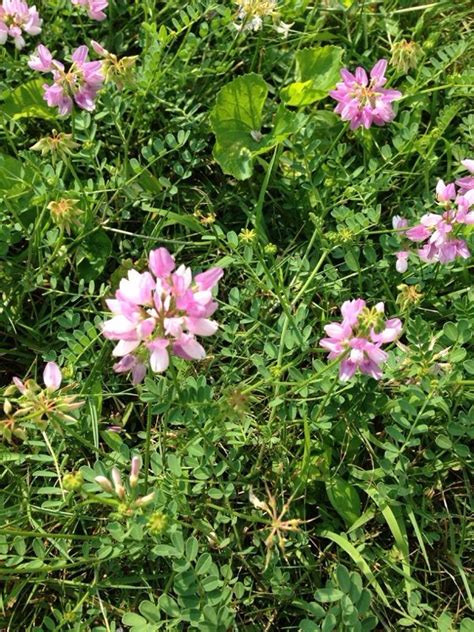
(13, 377, 27, 394)
(129, 455, 142, 488)
(111, 467, 126, 499)
(135, 492, 155, 508)
(3, 399, 12, 415)
(94, 475, 114, 494)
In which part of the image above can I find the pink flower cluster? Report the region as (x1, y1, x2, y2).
(393, 159, 474, 271)
(28, 44, 104, 116)
(71, 0, 108, 21)
(330, 59, 402, 130)
(102, 248, 224, 384)
(0, 0, 41, 49)
(320, 300, 402, 381)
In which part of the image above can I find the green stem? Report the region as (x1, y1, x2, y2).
(144, 403, 153, 491)
(42, 430, 66, 501)
(253, 145, 282, 243)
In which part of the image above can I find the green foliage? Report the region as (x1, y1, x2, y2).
(210, 73, 302, 179)
(281, 46, 344, 106)
(295, 565, 378, 631)
(1, 79, 56, 120)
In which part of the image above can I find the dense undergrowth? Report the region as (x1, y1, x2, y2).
(0, 0, 473, 630)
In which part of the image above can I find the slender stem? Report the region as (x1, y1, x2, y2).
(253, 145, 282, 243)
(42, 430, 66, 501)
(144, 403, 153, 491)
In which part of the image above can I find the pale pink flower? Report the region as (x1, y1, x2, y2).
(29, 44, 104, 116)
(0, 0, 41, 49)
(435, 180, 456, 203)
(406, 202, 472, 264)
(395, 251, 409, 273)
(102, 248, 224, 383)
(456, 159, 474, 194)
(43, 361, 62, 392)
(320, 300, 402, 381)
(392, 216, 408, 231)
(330, 59, 402, 130)
(461, 159, 474, 173)
(28, 43, 52, 71)
(71, 0, 107, 21)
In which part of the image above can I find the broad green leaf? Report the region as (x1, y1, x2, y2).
(1, 79, 56, 120)
(210, 73, 302, 180)
(281, 46, 344, 106)
(326, 476, 361, 526)
(0, 153, 37, 194)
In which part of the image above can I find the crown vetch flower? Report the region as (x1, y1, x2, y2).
(320, 300, 402, 381)
(0, 0, 41, 49)
(102, 248, 224, 383)
(404, 190, 474, 265)
(330, 59, 402, 130)
(71, 0, 108, 21)
(29, 44, 104, 116)
(393, 161, 474, 271)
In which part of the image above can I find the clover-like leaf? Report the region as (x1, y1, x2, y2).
(281, 45, 344, 106)
(210, 73, 302, 180)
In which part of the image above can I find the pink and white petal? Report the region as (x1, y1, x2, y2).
(149, 347, 169, 373)
(339, 359, 357, 381)
(112, 339, 140, 357)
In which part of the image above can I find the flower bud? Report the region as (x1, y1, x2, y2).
(135, 492, 155, 508)
(13, 377, 27, 394)
(43, 362, 62, 392)
(111, 467, 126, 499)
(129, 455, 142, 488)
(95, 475, 114, 494)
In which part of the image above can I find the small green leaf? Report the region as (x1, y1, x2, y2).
(313, 587, 344, 603)
(122, 613, 148, 626)
(326, 477, 361, 526)
(185, 536, 199, 561)
(442, 322, 458, 342)
(158, 594, 180, 618)
(139, 600, 161, 623)
(77, 229, 112, 281)
(281, 46, 344, 106)
(336, 564, 352, 593)
(435, 435, 452, 450)
(1, 79, 56, 120)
